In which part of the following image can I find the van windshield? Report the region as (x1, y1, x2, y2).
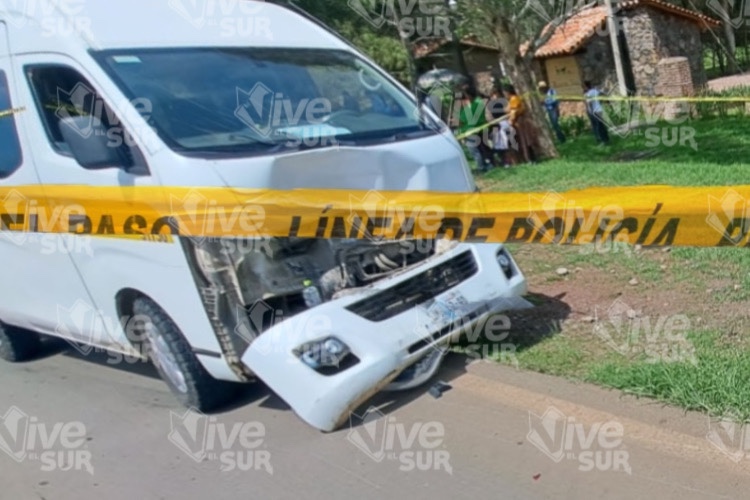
(94, 48, 437, 157)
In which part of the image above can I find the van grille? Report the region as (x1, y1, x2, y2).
(345, 251, 478, 322)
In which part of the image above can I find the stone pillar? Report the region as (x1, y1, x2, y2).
(654, 56, 694, 120)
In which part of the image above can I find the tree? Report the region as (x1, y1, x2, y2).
(289, 0, 413, 84)
(457, 0, 560, 159)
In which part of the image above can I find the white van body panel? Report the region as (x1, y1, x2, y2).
(0, 0, 529, 431)
(1, 1, 345, 52)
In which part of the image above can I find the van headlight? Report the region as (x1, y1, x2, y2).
(496, 248, 516, 279)
(295, 337, 357, 374)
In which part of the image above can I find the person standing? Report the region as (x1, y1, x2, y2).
(503, 84, 536, 164)
(458, 85, 493, 172)
(583, 81, 610, 146)
(487, 86, 511, 168)
(538, 81, 565, 143)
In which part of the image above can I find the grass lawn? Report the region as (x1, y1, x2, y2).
(469, 116, 750, 421)
(480, 116, 750, 192)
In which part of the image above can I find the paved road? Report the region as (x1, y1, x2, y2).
(1, 341, 748, 500)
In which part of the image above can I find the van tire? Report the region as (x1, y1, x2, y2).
(0, 324, 41, 362)
(133, 297, 239, 412)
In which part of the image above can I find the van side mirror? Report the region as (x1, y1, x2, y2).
(59, 115, 128, 169)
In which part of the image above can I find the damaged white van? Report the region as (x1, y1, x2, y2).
(0, 0, 529, 431)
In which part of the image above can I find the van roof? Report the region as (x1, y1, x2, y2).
(1, 0, 347, 53)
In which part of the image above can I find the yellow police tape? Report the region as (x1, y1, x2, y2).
(1, 185, 749, 248)
(555, 95, 750, 103)
(454, 114, 510, 141)
(452, 92, 750, 140)
(0, 107, 24, 119)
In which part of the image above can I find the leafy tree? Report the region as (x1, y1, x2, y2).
(287, 0, 412, 84)
(456, 0, 559, 159)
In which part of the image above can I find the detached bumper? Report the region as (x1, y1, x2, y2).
(241, 243, 529, 432)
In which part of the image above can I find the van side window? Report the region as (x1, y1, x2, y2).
(25, 65, 138, 168)
(0, 71, 23, 177)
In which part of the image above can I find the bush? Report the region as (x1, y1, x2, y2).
(695, 85, 750, 118)
(559, 115, 589, 138)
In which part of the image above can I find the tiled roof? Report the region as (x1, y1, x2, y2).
(527, 0, 720, 59)
(413, 36, 498, 59)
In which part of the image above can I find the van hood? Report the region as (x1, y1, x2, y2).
(202, 134, 475, 192)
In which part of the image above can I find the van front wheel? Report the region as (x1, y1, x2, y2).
(133, 297, 238, 412)
(0, 324, 41, 362)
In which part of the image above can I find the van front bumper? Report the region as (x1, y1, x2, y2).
(240, 243, 530, 432)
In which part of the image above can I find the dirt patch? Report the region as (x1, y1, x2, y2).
(508, 245, 749, 349)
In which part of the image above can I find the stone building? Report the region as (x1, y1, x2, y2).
(523, 0, 720, 115)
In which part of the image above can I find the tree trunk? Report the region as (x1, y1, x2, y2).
(721, 0, 740, 73)
(493, 17, 559, 160)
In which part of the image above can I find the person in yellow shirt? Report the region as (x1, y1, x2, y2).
(503, 85, 536, 164)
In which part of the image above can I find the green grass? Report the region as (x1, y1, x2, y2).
(481, 116, 750, 192)
(474, 116, 750, 422)
(587, 332, 750, 421)
(514, 334, 622, 379)
(671, 247, 750, 302)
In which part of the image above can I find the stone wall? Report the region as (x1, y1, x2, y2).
(562, 34, 618, 116)
(575, 33, 618, 92)
(622, 8, 706, 95)
(649, 9, 706, 89)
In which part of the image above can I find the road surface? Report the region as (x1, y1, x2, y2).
(1, 341, 748, 500)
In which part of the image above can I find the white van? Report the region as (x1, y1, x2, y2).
(0, 0, 529, 431)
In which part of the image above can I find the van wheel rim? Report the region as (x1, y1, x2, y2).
(146, 325, 188, 394)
